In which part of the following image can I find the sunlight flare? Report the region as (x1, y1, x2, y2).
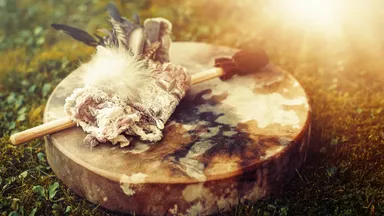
(269, 0, 346, 34)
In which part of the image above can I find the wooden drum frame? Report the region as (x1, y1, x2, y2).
(44, 42, 311, 215)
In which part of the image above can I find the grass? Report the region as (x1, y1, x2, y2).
(1, 0, 383, 215)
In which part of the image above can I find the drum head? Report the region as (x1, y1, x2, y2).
(44, 42, 311, 215)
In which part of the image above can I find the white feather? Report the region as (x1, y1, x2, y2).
(82, 46, 152, 102)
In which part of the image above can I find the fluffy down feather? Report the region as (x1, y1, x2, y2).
(82, 46, 153, 102)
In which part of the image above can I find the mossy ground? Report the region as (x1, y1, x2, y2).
(1, 0, 383, 215)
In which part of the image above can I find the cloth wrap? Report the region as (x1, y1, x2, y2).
(64, 60, 191, 147)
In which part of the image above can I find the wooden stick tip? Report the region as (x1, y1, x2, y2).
(10, 134, 17, 145)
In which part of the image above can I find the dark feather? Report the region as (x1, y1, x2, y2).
(132, 13, 140, 24)
(51, 23, 98, 46)
(106, 3, 121, 22)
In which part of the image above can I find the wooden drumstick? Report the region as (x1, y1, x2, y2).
(10, 48, 269, 145)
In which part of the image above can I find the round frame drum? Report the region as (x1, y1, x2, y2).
(44, 42, 311, 215)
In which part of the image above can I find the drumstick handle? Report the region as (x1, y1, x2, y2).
(10, 67, 226, 146)
(10, 117, 76, 145)
(191, 67, 224, 85)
